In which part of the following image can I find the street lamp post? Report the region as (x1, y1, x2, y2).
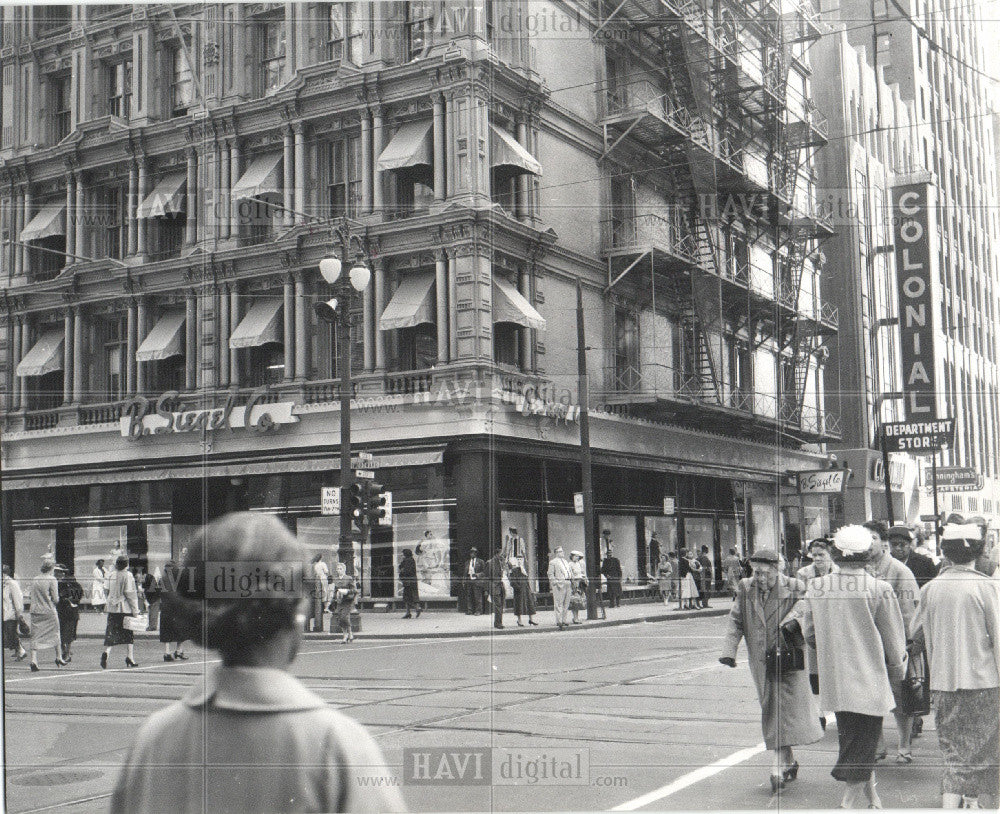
(314, 220, 371, 575)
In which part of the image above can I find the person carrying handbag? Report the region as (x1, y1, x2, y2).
(2, 565, 28, 661)
(102, 555, 140, 669)
(568, 551, 588, 624)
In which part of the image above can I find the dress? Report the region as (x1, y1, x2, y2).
(331, 576, 358, 634)
(680, 559, 700, 601)
(159, 564, 187, 643)
(29, 572, 62, 652)
(721, 575, 822, 750)
(510, 565, 536, 617)
(399, 557, 419, 607)
(91, 566, 107, 607)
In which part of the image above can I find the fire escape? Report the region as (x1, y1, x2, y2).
(596, 0, 839, 444)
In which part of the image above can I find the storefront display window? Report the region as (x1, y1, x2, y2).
(295, 516, 361, 590)
(392, 510, 451, 599)
(146, 523, 172, 578)
(718, 516, 744, 558)
(14, 528, 55, 581)
(74, 525, 127, 603)
(501, 510, 540, 591)
(644, 516, 678, 577)
(597, 515, 639, 585)
(547, 514, 583, 559)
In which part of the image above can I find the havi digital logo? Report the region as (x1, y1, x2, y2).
(403, 747, 491, 786)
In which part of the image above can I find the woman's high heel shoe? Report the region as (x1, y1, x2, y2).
(769, 774, 785, 793)
(783, 761, 799, 782)
(528, 619, 539, 626)
(125, 658, 138, 668)
(29, 662, 39, 672)
(54, 657, 68, 667)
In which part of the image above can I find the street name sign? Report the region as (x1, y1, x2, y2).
(320, 487, 340, 516)
(882, 418, 954, 452)
(355, 469, 376, 480)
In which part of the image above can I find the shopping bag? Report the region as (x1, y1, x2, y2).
(123, 614, 149, 632)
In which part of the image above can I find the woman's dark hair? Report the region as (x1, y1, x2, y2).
(165, 512, 306, 666)
(95, 559, 104, 568)
(402, 549, 413, 558)
(863, 520, 888, 541)
(115, 556, 128, 570)
(807, 538, 831, 554)
(941, 538, 983, 565)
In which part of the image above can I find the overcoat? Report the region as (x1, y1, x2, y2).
(721, 574, 822, 750)
(29, 572, 62, 651)
(787, 568, 907, 717)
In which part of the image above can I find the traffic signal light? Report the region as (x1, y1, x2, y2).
(365, 482, 387, 526)
(348, 482, 365, 531)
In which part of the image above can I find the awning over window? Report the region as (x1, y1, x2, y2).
(379, 272, 436, 331)
(376, 120, 433, 173)
(229, 298, 282, 349)
(20, 202, 67, 243)
(490, 125, 542, 177)
(135, 173, 187, 219)
(135, 311, 186, 362)
(16, 330, 64, 378)
(493, 276, 546, 330)
(231, 153, 283, 201)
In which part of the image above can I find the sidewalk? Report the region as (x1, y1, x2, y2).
(73, 597, 734, 641)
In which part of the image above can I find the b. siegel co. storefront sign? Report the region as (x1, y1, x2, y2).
(119, 389, 298, 439)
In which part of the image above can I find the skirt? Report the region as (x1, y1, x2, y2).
(402, 583, 420, 605)
(832, 711, 883, 782)
(158, 599, 185, 643)
(333, 603, 353, 631)
(104, 612, 134, 646)
(57, 607, 80, 644)
(935, 688, 1000, 798)
(29, 609, 61, 651)
(680, 573, 700, 600)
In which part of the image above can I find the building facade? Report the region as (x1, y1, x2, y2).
(812, 28, 924, 524)
(829, 0, 1000, 533)
(0, 1, 836, 599)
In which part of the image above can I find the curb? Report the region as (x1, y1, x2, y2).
(74, 606, 729, 641)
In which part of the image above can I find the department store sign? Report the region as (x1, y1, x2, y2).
(119, 390, 298, 440)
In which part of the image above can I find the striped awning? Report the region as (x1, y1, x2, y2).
(16, 330, 64, 377)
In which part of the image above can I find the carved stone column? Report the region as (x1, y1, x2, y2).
(519, 266, 533, 371)
(361, 113, 373, 214)
(218, 285, 230, 386)
(185, 292, 196, 390)
(11, 317, 22, 411)
(436, 251, 448, 362)
(371, 108, 384, 217)
(294, 123, 306, 223)
(220, 143, 231, 240)
(135, 297, 147, 395)
(374, 260, 386, 371)
(230, 140, 242, 238)
(185, 149, 198, 245)
(71, 306, 84, 403)
(74, 175, 86, 260)
(126, 300, 137, 395)
(127, 163, 138, 256)
(362, 271, 374, 372)
(62, 310, 73, 405)
(283, 275, 294, 382)
(229, 285, 241, 387)
(283, 127, 294, 228)
(294, 272, 308, 379)
(65, 176, 76, 261)
(21, 186, 32, 273)
(433, 95, 446, 201)
(137, 159, 148, 256)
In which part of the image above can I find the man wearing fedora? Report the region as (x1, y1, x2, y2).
(547, 547, 572, 630)
(462, 547, 485, 615)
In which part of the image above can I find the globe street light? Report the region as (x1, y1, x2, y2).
(312, 222, 371, 579)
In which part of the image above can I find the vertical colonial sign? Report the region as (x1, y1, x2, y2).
(892, 180, 940, 419)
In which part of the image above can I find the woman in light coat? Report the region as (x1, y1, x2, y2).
(101, 555, 140, 669)
(783, 525, 907, 808)
(91, 559, 107, 612)
(110, 512, 405, 814)
(720, 548, 822, 792)
(29, 556, 65, 670)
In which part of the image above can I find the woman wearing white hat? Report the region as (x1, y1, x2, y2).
(782, 524, 907, 808)
(568, 551, 587, 625)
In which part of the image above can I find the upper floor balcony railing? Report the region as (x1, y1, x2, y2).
(600, 213, 698, 263)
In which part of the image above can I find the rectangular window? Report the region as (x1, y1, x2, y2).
(405, 2, 432, 61)
(609, 174, 636, 247)
(613, 307, 640, 390)
(328, 2, 362, 65)
(149, 215, 185, 261)
(170, 47, 194, 117)
(328, 136, 361, 218)
(107, 60, 132, 118)
(35, 5, 71, 36)
(52, 75, 71, 142)
(260, 19, 286, 94)
(103, 186, 127, 260)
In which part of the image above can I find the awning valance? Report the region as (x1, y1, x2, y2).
(493, 276, 545, 330)
(20, 202, 67, 243)
(379, 272, 436, 331)
(135, 173, 187, 219)
(229, 298, 282, 349)
(135, 311, 186, 362)
(231, 153, 283, 201)
(376, 120, 433, 173)
(16, 330, 64, 377)
(490, 125, 542, 177)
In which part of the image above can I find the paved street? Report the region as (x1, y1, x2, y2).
(5, 613, 944, 813)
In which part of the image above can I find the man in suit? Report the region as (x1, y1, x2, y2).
(547, 546, 572, 630)
(697, 546, 713, 608)
(601, 546, 623, 608)
(483, 552, 507, 629)
(462, 548, 486, 615)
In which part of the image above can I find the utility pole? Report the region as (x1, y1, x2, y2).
(576, 279, 599, 620)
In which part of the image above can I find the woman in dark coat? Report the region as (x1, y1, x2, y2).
(399, 549, 420, 618)
(509, 556, 538, 626)
(54, 564, 83, 662)
(159, 560, 189, 661)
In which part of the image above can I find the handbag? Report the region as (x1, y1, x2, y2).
(568, 591, 586, 612)
(765, 627, 805, 677)
(16, 615, 30, 638)
(123, 613, 148, 632)
(900, 651, 931, 716)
